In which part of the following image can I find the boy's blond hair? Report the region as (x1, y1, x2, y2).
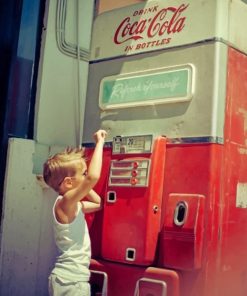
(43, 147, 85, 193)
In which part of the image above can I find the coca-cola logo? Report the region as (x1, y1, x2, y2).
(113, 3, 189, 51)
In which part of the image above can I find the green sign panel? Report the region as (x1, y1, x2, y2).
(99, 66, 193, 110)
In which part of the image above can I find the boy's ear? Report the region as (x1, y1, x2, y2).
(63, 177, 73, 188)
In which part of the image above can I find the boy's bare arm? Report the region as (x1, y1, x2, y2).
(63, 130, 107, 204)
(81, 189, 102, 213)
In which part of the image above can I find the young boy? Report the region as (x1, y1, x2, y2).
(43, 129, 107, 296)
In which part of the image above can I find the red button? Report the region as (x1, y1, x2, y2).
(131, 178, 138, 185)
(133, 162, 138, 169)
(132, 170, 138, 177)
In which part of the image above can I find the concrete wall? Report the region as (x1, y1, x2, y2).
(0, 139, 57, 296)
(0, 0, 94, 295)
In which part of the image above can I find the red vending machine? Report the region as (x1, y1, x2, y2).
(101, 134, 166, 266)
(83, 0, 247, 295)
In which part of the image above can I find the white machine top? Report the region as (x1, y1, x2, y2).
(91, 0, 247, 61)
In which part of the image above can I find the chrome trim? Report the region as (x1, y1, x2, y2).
(168, 136, 223, 144)
(89, 37, 238, 64)
(134, 277, 167, 296)
(82, 136, 223, 147)
(90, 270, 108, 296)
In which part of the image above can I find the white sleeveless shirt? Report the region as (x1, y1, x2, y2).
(51, 196, 91, 283)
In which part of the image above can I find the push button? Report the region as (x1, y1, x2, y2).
(131, 178, 138, 185)
(132, 170, 138, 177)
(133, 162, 139, 169)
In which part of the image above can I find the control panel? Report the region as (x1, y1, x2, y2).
(109, 159, 150, 187)
(112, 135, 152, 154)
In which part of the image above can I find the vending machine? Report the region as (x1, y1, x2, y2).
(101, 134, 166, 266)
(83, 1, 247, 295)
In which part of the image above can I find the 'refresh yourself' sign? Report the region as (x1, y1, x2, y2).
(99, 65, 194, 110)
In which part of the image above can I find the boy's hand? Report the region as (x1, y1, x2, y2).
(94, 130, 107, 143)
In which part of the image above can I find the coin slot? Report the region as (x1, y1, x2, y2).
(174, 201, 188, 226)
(126, 248, 136, 261)
(107, 191, 116, 203)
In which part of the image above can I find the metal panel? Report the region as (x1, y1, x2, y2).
(89, 259, 180, 296)
(83, 42, 227, 143)
(161, 193, 206, 270)
(91, 0, 247, 61)
(101, 136, 166, 265)
(217, 47, 247, 295)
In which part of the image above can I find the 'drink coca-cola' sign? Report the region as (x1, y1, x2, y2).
(91, 0, 223, 60)
(113, 3, 189, 53)
(91, 1, 202, 60)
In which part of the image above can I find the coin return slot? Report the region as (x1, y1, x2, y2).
(174, 201, 188, 226)
(107, 191, 116, 203)
(126, 248, 136, 261)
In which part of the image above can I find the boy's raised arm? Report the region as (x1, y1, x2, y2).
(63, 130, 107, 204)
(86, 130, 106, 182)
